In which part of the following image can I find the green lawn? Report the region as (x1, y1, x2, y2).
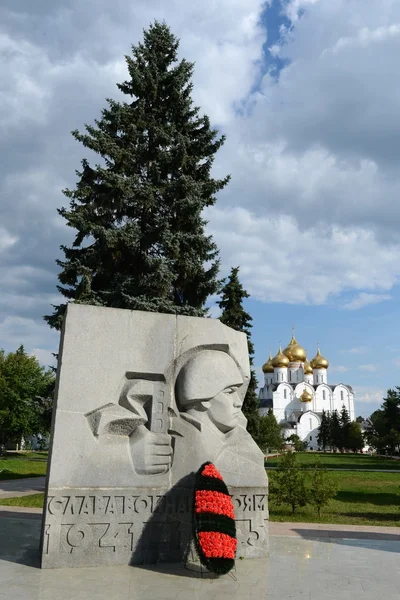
(269, 470, 400, 527)
(0, 493, 45, 508)
(0, 452, 48, 480)
(3, 472, 399, 529)
(266, 452, 400, 470)
(1, 451, 399, 528)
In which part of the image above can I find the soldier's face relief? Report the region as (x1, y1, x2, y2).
(207, 385, 242, 433)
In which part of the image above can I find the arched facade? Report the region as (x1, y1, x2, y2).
(259, 335, 356, 449)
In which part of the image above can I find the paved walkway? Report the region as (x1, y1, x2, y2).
(1, 505, 399, 541)
(265, 467, 400, 472)
(270, 521, 400, 540)
(0, 514, 399, 600)
(0, 476, 46, 499)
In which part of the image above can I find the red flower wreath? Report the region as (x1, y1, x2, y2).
(193, 462, 237, 575)
(195, 490, 235, 520)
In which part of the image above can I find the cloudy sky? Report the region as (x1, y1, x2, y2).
(1, 0, 400, 417)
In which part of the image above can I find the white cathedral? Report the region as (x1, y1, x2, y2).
(258, 333, 355, 450)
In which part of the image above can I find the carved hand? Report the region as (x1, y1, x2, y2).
(130, 426, 173, 475)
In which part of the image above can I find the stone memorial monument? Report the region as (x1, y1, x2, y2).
(41, 304, 268, 568)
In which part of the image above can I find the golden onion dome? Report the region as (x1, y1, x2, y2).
(283, 335, 307, 363)
(262, 354, 274, 374)
(304, 360, 313, 375)
(310, 348, 329, 370)
(300, 389, 313, 403)
(271, 347, 290, 368)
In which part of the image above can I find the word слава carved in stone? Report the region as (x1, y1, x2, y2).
(41, 306, 268, 568)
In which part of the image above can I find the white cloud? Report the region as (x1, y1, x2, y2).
(30, 348, 56, 367)
(0, 32, 52, 132)
(207, 305, 222, 319)
(342, 293, 392, 311)
(0, 316, 59, 355)
(0, 227, 17, 251)
(358, 364, 377, 372)
(284, 0, 322, 22)
(234, 0, 400, 242)
(342, 347, 368, 355)
(356, 386, 384, 405)
(330, 365, 349, 373)
(207, 207, 400, 304)
(331, 24, 400, 54)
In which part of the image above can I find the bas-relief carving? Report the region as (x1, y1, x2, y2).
(85, 349, 265, 484)
(41, 307, 268, 568)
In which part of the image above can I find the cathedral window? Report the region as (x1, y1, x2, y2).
(284, 389, 287, 399)
(323, 390, 326, 400)
(340, 390, 344, 402)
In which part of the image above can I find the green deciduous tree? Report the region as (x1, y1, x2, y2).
(217, 266, 261, 443)
(286, 433, 308, 452)
(346, 421, 364, 453)
(365, 389, 400, 454)
(45, 21, 229, 330)
(0, 346, 55, 446)
(258, 409, 283, 453)
(317, 409, 331, 451)
(269, 451, 308, 514)
(308, 458, 338, 516)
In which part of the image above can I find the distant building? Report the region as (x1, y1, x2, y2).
(258, 334, 355, 450)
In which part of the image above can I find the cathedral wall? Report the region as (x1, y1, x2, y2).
(288, 364, 304, 383)
(314, 384, 332, 414)
(274, 368, 288, 383)
(297, 412, 321, 450)
(264, 373, 273, 386)
(313, 368, 327, 385)
(272, 386, 292, 414)
(332, 384, 352, 415)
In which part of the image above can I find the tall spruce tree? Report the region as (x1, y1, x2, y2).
(317, 409, 331, 451)
(329, 410, 341, 452)
(45, 21, 229, 329)
(217, 267, 260, 443)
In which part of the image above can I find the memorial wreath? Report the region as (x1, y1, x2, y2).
(193, 462, 237, 575)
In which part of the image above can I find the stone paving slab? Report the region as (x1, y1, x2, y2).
(270, 521, 400, 540)
(0, 477, 46, 498)
(1, 515, 400, 599)
(0, 506, 43, 519)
